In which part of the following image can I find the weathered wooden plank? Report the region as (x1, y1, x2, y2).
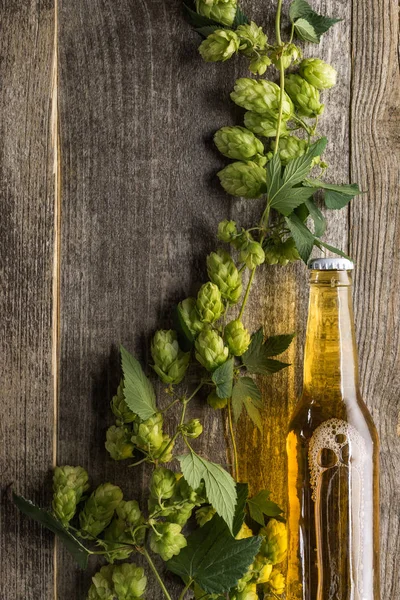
(56, 1, 236, 596)
(0, 1, 55, 599)
(350, 0, 400, 595)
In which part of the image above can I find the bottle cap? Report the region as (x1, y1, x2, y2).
(308, 257, 354, 271)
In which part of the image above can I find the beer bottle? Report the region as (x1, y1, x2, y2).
(287, 258, 380, 600)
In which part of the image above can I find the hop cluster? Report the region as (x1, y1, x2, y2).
(207, 249, 243, 303)
(52, 465, 89, 525)
(195, 329, 229, 371)
(79, 483, 123, 538)
(149, 522, 187, 561)
(131, 412, 174, 462)
(244, 111, 288, 139)
(151, 329, 190, 385)
(178, 297, 204, 337)
(111, 381, 136, 425)
(284, 74, 324, 118)
(103, 500, 145, 562)
(264, 237, 300, 266)
(196, 0, 237, 26)
(217, 160, 267, 199)
(300, 58, 337, 89)
(199, 29, 240, 62)
(214, 126, 265, 164)
(87, 563, 147, 600)
(259, 518, 287, 565)
(224, 320, 251, 356)
(231, 78, 293, 121)
(105, 426, 135, 461)
(270, 135, 308, 165)
(196, 282, 224, 323)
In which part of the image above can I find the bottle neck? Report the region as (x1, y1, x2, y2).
(303, 270, 360, 399)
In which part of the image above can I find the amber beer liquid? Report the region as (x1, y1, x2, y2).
(287, 259, 380, 600)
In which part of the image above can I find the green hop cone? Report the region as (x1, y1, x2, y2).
(255, 559, 273, 583)
(218, 161, 267, 198)
(244, 111, 288, 138)
(195, 329, 229, 371)
(214, 126, 265, 163)
(249, 54, 272, 76)
(299, 58, 337, 90)
(284, 74, 324, 118)
(105, 426, 135, 461)
(151, 329, 190, 385)
(224, 319, 251, 356)
(79, 483, 123, 538)
(265, 568, 285, 595)
(260, 518, 287, 565)
(196, 0, 237, 26)
(195, 505, 217, 526)
(103, 517, 134, 563)
(165, 501, 194, 526)
(182, 418, 203, 439)
(132, 412, 164, 453)
(230, 583, 258, 600)
(150, 467, 177, 500)
(207, 389, 228, 409)
(199, 29, 240, 62)
(178, 297, 204, 337)
(117, 499, 142, 528)
(87, 565, 114, 600)
(270, 135, 308, 165)
(264, 237, 300, 266)
(52, 465, 89, 525)
(112, 563, 147, 599)
(207, 249, 242, 304)
(271, 43, 301, 70)
(236, 21, 267, 54)
(217, 219, 238, 243)
(196, 282, 224, 324)
(149, 522, 187, 561)
(231, 78, 293, 120)
(240, 240, 265, 269)
(153, 434, 175, 463)
(111, 381, 136, 425)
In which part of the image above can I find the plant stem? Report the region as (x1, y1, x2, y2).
(227, 398, 239, 480)
(142, 547, 173, 600)
(178, 578, 194, 600)
(289, 22, 295, 43)
(238, 268, 256, 320)
(274, 55, 285, 155)
(275, 0, 283, 45)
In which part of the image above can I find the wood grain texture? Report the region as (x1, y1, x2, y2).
(0, 1, 55, 599)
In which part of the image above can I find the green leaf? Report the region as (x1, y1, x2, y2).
(13, 494, 89, 569)
(120, 345, 157, 420)
(314, 239, 352, 260)
(232, 377, 262, 430)
(289, 0, 313, 21)
(177, 453, 237, 532)
(282, 139, 327, 189)
(305, 199, 326, 237)
(233, 483, 249, 537)
(294, 18, 319, 43)
(266, 153, 282, 200)
(166, 516, 261, 594)
(173, 304, 195, 351)
(285, 213, 315, 263)
(271, 186, 315, 216)
(195, 25, 221, 37)
(324, 190, 355, 209)
(232, 6, 249, 26)
(263, 333, 295, 357)
(212, 358, 234, 399)
(303, 179, 362, 210)
(247, 490, 283, 526)
(242, 330, 291, 376)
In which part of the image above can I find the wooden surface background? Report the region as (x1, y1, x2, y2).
(1, 0, 399, 598)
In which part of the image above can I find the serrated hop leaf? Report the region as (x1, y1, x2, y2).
(218, 161, 267, 199)
(149, 522, 187, 561)
(217, 219, 238, 243)
(271, 43, 301, 70)
(196, 282, 224, 324)
(105, 426, 135, 461)
(52, 465, 89, 526)
(299, 58, 337, 90)
(231, 78, 293, 120)
(207, 389, 228, 409)
(224, 320, 251, 356)
(195, 505, 217, 527)
(150, 467, 177, 500)
(239, 241, 265, 270)
(259, 519, 287, 565)
(236, 21, 268, 55)
(231, 583, 258, 600)
(132, 412, 164, 453)
(111, 381, 136, 425)
(284, 74, 324, 117)
(207, 249, 243, 304)
(270, 135, 308, 165)
(196, 0, 237, 26)
(182, 418, 203, 439)
(178, 297, 204, 337)
(87, 565, 114, 600)
(199, 29, 240, 62)
(244, 111, 288, 138)
(79, 483, 123, 538)
(151, 329, 190, 385)
(153, 434, 175, 463)
(214, 126, 265, 163)
(249, 54, 272, 76)
(112, 563, 147, 599)
(264, 237, 300, 266)
(264, 569, 285, 595)
(195, 329, 229, 372)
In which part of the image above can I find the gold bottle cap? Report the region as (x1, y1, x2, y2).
(308, 257, 354, 270)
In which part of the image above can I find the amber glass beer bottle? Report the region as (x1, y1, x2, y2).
(286, 258, 380, 600)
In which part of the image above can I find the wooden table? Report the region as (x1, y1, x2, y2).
(1, 1, 399, 598)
